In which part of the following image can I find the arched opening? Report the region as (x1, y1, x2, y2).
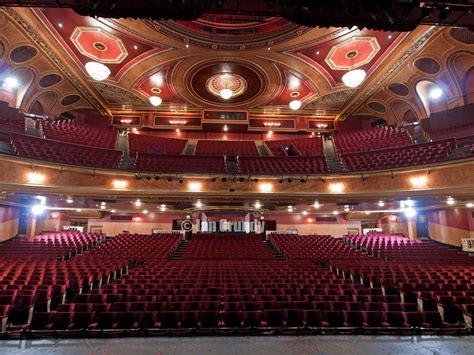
(11, 67, 35, 109)
(415, 80, 446, 117)
(28, 91, 58, 116)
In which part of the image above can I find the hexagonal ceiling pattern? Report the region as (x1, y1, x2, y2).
(2, 6, 472, 124)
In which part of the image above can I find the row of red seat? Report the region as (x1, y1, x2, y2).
(1, 232, 470, 335)
(129, 133, 187, 156)
(134, 153, 225, 174)
(182, 234, 273, 260)
(195, 140, 259, 156)
(427, 122, 474, 142)
(340, 139, 456, 171)
(265, 137, 324, 157)
(334, 233, 474, 327)
(239, 156, 327, 175)
(270, 235, 372, 262)
(333, 126, 412, 154)
(42, 122, 117, 149)
(11, 134, 123, 169)
(26, 309, 454, 331)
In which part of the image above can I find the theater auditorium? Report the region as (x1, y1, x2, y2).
(0, 0, 473, 353)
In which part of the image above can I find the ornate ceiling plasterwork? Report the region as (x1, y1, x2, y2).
(146, 15, 309, 50)
(1, 7, 472, 127)
(1, 7, 108, 115)
(306, 89, 356, 111)
(93, 82, 146, 106)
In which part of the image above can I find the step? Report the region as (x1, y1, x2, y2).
(448, 146, 472, 160)
(0, 141, 15, 155)
(118, 156, 136, 170)
(255, 141, 273, 156)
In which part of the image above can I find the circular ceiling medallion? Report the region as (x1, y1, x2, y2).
(449, 28, 474, 45)
(388, 83, 409, 96)
(205, 73, 248, 99)
(10, 45, 38, 63)
(186, 59, 265, 106)
(151, 87, 162, 94)
(346, 50, 358, 59)
(93, 42, 107, 51)
(367, 101, 386, 113)
(414, 58, 440, 74)
(290, 91, 300, 98)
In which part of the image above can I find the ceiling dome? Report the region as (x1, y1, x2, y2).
(145, 15, 308, 50)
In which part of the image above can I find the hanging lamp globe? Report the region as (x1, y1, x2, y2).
(149, 96, 162, 106)
(342, 69, 366, 88)
(220, 88, 233, 100)
(289, 100, 302, 110)
(85, 62, 111, 81)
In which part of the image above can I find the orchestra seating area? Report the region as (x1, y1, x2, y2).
(265, 137, 324, 156)
(333, 127, 412, 154)
(0, 232, 468, 337)
(134, 153, 225, 174)
(129, 134, 187, 156)
(42, 122, 118, 149)
(195, 140, 259, 156)
(11, 134, 123, 169)
(340, 139, 455, 172)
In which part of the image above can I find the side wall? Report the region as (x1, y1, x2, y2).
(0, 205, 19, 242)
(426, 208, 474, 247)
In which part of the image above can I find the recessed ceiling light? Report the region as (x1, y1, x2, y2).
(58, 23, 63, 28)
(133, 45, 138, 50)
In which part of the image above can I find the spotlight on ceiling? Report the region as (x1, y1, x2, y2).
(254, 201, 262, 209)
(85, 62, 111, 81)
(289, 100, 302, 110)
(149, 96, 162, 106)
(378, 200, 385, 207)
(196, 200, 202, 208)
(313, 201, 320, 209)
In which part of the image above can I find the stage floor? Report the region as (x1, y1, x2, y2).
(1, 335, 473, 354)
